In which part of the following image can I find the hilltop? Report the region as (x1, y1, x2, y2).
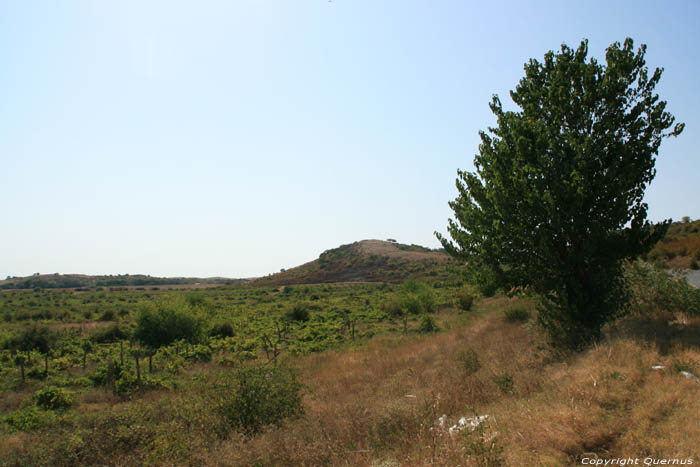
(252, 239, 454, 286)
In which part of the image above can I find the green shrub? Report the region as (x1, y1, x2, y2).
(504, 307, 530, 323)
(456, 349, 481, 376)
(27, 366, 46, 379)
(6, 325, 56, 354)
(216, 365, 304, 435)
(209, 322, 235, 338)
(284, 304, 310, 322)
(417, 315, 438, 334)
(89, 359, 125, 387)
(186, 293, 207, 307)
(183, 344, 213, 362)
(2, 406, 58, 432)
(460, 414, 505, 466)
(493, 373, 514, 394)
(690, 259, 699, 270)
(457, 290, 474, 311)
(134, 300, 204, 350)
(626, 261, 700, 316)
(98, 310, 116, 321)
(90, 324, 129, 343)
(34, 386, 74, 410)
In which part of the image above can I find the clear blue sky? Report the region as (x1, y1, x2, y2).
(1, 1, 698, 279)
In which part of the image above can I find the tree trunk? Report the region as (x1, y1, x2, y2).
(19, 355, 25, 385)
(44, 354, 49, 378)
(148, 353, 153, 374)
(135, 355, 141, 387)
(120, 341, 124, 366)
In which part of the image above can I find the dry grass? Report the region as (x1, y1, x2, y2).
(201, 301, 700, 466)
(3, 297, 699, 466)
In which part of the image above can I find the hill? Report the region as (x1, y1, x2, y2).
(0, 273, 245, 290)
(646, 218, 700, 270)
(252, 239, 454, 286)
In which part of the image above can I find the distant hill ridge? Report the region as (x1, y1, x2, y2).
(0, 273, 243, 290)
(6, 220, 696, 290)
(252, 239, 451, 286)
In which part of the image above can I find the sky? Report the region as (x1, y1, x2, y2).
(1, 0, 698, 279)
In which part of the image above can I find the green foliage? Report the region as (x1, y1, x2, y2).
(456, 289, 474, 311)
(460, 415, 505, 466)
(690, 259, 699, 270)
(493, 373, 514, 394)
(456, 348, 481, 376)
(208, 322, 235, 338)
(417, 315, 438, 334)
(27, 365, 47, 379)
(437, 38, 683, 350)
(89, 359, 125, 387)
(33, 386, 75, 410)
(504, 307, 531, 323)
(6, 325, 57, 354)
(134, 300, 204, 349)
(182, 343, 213, 362)
(625, 261, 700, 316)
(90, 323, 129, 343)
(284, 304, 310, 322)
(98, 309, 116, 321)
(400, 280, 436, 314)
(2, 406, 58, 432)
(215, 365, 304, 435)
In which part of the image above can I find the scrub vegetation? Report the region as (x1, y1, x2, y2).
(0, 247, 699, 465)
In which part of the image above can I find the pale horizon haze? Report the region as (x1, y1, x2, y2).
(1, 1, 699, 279)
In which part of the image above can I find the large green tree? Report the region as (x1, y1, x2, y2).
(437, 39, 684, 348)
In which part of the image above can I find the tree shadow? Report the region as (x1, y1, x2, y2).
(611, 313, 700, 355)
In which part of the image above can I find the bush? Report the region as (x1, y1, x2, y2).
(6, 325, 56, 353)
(456, 349, 481, 376)
(98, 310, 116, 321)
(209, 322, 235, 338)
(417, 315, 438, 334)
(27, 366, 46, 380)
(134, 300, 204, 349)
(626, 261, 700, 316)
(504, 307, 530, 323)
(2, 406, 58, 432)
(90, 324, 129, 343)
(284, 304, 310, 322)
(493, 373, 514, 394)
(216, 365, 304, 435)
(183, 344, 213, 362)
(456, 290, 474, 311)
(690, 259, 699, 270)
(34, 386, 74, 410)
